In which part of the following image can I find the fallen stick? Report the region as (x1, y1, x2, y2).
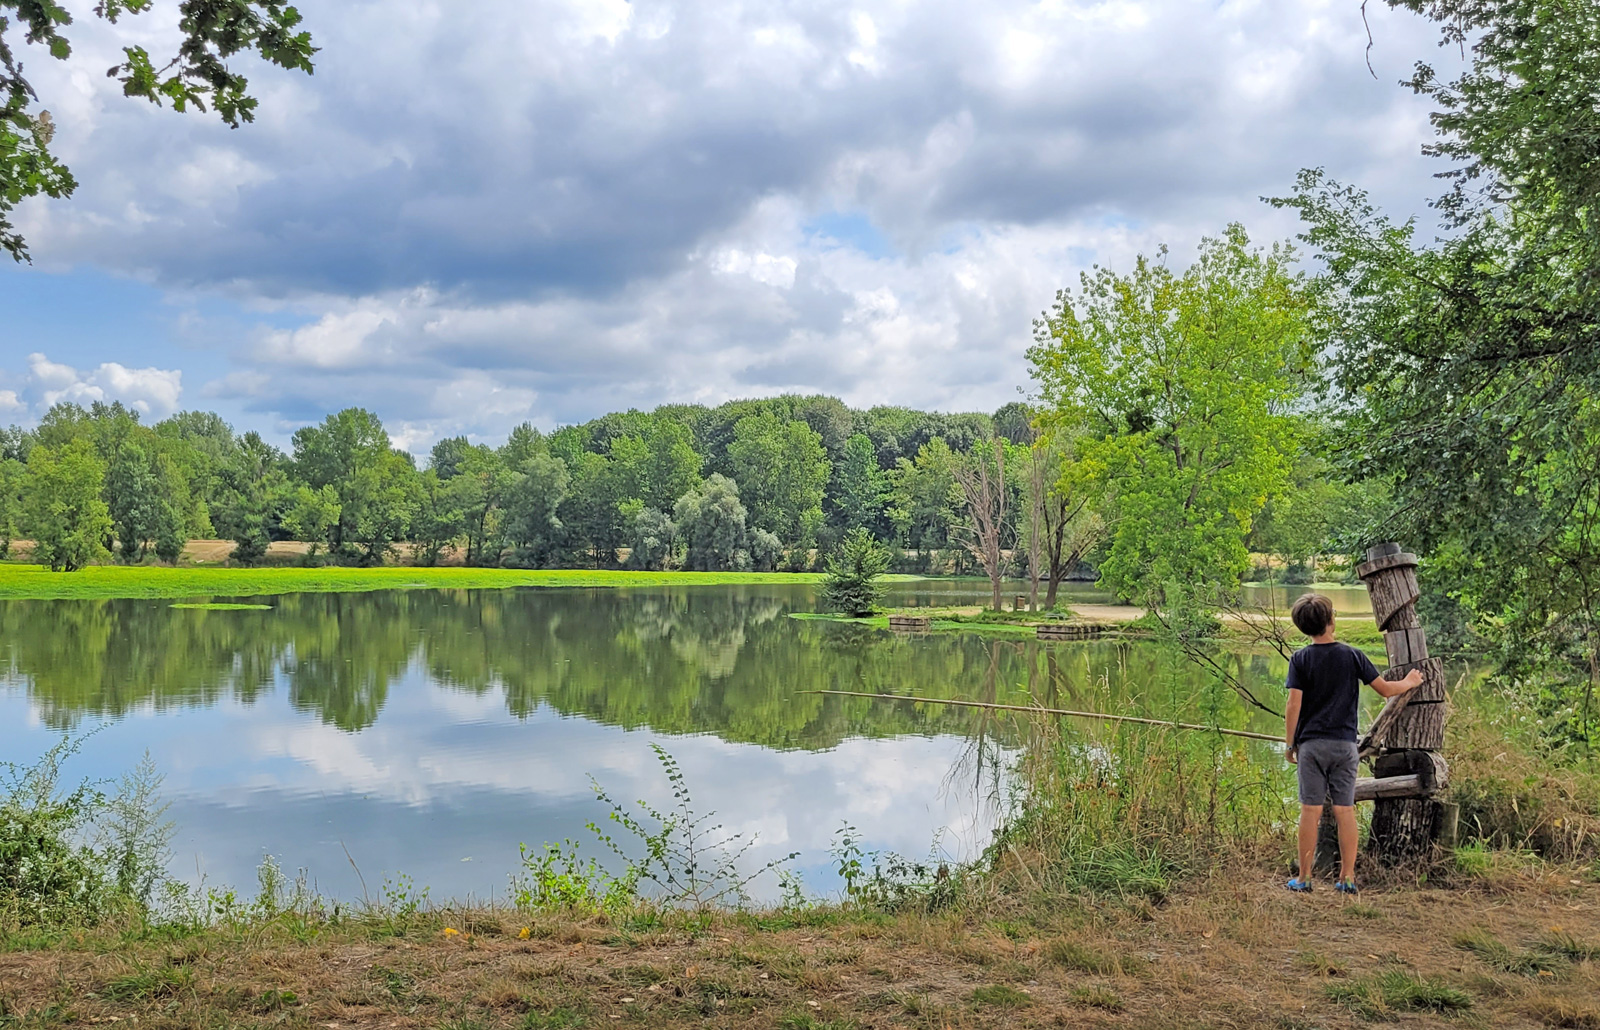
(799, 689, 1283, 742)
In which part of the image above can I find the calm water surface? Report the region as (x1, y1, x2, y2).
(0, 581, 1316, 901)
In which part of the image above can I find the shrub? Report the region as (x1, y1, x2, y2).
(820, 529, 891, 617)
(0, 739, 173, 925)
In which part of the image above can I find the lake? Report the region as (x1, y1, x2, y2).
(0, 580, 1330, 903)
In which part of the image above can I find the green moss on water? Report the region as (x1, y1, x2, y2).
(0, 564, 922, 602)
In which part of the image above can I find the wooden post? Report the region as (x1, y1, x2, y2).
(1356, 543, 1450, 865)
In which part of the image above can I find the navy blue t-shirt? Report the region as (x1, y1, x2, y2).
(1286, 642, 1380, 744)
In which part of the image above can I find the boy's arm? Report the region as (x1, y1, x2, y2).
(1284, 688, 1301, 764)
(1369, 667, 1424, 698)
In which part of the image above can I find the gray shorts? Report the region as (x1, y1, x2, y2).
(1296, 738, 1359, 807)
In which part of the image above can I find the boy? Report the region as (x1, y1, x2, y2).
(1283, 593, 1422, 894)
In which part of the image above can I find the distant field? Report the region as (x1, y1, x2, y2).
(0, 564, 877, 601)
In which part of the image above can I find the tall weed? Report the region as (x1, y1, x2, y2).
(989, 716, 1289, 899)
(0, 737, 173, 926)
(512, 745, 797, 912)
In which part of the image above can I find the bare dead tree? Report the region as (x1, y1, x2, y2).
(953, 438, 1007, 611)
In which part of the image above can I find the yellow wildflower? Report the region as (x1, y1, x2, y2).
(518, 926, 532, 940)
(443, 927, 461, 937)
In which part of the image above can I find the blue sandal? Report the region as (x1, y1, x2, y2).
(1285, 877, 1313, 893)
(1335, 880, 1359, 895)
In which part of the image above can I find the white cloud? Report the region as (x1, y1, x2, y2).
(5, 0, 1463, 439)
(22, 352, 183, 418)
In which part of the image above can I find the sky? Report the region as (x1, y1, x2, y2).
(0, 0, 1462, 454)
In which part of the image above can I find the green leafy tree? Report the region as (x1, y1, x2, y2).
(831, 433, 885, 535)
(411, 470, 465, 566)
(821, 528, 892, 616)
(2, 0, 317, 261)
(1270, 2, 1600, 736)
(291, 408, 397, 558)
(455, 445, 515, 565)
(106, 438, 186, 562)
(280, 484, 342, 563)
(558, 449, 622, 566)
(674, 474, 753, 571)
(643, 419, 702, 511)
(22, 438, 112, 571)
(727, 413, 829, 543)
(0, 456, 21, 557)
(886, 438, 962, 551)
(503, 452, 570, 567)
(346, 449, 420, 564)
(1028, 225, 1314, 609)
(622, 500, 676, 571)
(218, 431, 288, 564)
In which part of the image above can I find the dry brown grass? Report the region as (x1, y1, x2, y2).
(2, 872, 1596, 1030)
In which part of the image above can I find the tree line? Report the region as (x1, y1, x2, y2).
(0, 395, 1107, 578)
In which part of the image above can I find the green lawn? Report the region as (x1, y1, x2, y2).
(0, 564, 914, 601)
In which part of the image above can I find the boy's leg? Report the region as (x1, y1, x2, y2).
(1324, 741, 1361, 884)
(1297, 804, 1321, 882)
(1333, 805, 1358, 883)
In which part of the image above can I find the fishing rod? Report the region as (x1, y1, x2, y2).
(799, 689, 1283, 743)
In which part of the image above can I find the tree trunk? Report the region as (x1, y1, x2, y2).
(1313, 804, 1340, 876)
(1368, 798, 1447, 864)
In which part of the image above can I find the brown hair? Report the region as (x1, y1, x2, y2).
(1290, 593, 1335, 637)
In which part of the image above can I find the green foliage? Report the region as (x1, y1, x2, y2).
(1271, 4, 1600, 741)
(292, 409, 420, 562)
(727, 412, 829, 543)
(622, 501, 676, 571)
(502, 451, 570, 566)
(21, 439, 112, 572)
(0, 456, 22, 558)
(992, 715, 1287, 902)
(830, 824, 955, 913)
(4, 395, 1018, 576)
(216, 431, 289, 565)
(279, 485, 341, 563)
(510, 840, 638, 915)
(1029, 225, 1313, 608)
(885, 439, 961, 551)
(832, 434, 885, 534)
(0, 0, 316, 261)
(821, 529, 890, 616)
(675, 474, 754, 571)
(0, 738, 173, 925)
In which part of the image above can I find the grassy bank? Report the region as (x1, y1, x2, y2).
(4, 874, 1597, 1029)
(0, 565, 928, 602)
(5, 707, 1598, 1028)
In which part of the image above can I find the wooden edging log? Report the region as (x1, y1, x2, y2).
(1036, 623, 1109, 641)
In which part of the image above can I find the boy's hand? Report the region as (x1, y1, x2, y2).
(1402, 668, 1425, 690)
(1285, 745, 1297, 765)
